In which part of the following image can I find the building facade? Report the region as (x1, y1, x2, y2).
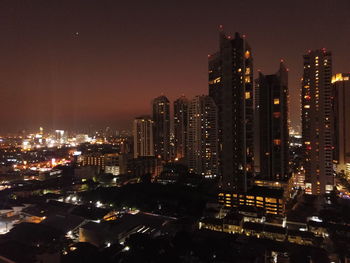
(173, 96, 189, 161)
(187, 95, 218, 177)
(82, 153, 120, 174)
(256, 62, 289, 181)
(209, 29, 254, 191)
(133, 116, 154, 158)
(302, 49, 334, 194)
(152, 96, 171, 161)
(332, 73, 350, 175)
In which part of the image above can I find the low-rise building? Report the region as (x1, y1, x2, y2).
(79, 212, 176, 247)
(218, 186, 285, 215)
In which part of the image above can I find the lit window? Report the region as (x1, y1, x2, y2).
(266, 198, 277, 203)
(245, 50, 250, 59)
(304, 105, 310, 109)
(274, 98, 280, 105)
(273, 112, 281, 118)
(245, 92, 251, 99)
(273, 139, 281, 145)
(214, 77, 221, 83)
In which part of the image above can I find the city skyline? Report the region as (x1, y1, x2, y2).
(0, 0, 349, 132)
(1, 2, 350, 261)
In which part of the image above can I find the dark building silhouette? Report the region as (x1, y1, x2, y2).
(302, 49, 334, 194)
(332, 73, 350, 175)
(152, 96, 171, 162)
(256, 62, 289, 181)
(209, 28, 254, 191)
(173, 96, 189, 161)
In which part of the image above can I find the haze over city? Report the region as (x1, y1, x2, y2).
(0, 0, 349, 132)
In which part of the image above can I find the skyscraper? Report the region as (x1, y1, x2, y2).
(133, 116, 154, 158)
(209, 29, 254, 192)
(256, 62, 289, 181)
(152, 96, 171, 161)
(302, 49, 334, 195)
(187, 95, 218, 177)
(174, 96, 189, 161)
(332, 73, 350, 175)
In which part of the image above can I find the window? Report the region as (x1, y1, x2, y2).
(273, 112, 281, 118)
(273, 139, 281, 145)
(274, 98, 280, 104)
(214, 77, 221, 84)
(266, 198, 277, 203)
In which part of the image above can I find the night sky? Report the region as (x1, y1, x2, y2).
(0, 0, 349, 133)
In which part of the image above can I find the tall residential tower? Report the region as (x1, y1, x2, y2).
(187, 95, 218, 177)
(302, 49, 334, 194)
(209, 29, 254, 192)
(256, 62, 289, 181)
(332, 73, 350, 175)
(152, 96, 171, 161)
(174, 96, 189, 161)
(133, 116, 154, 158)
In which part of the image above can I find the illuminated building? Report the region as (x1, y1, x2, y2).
(218, 186, 285, 215)
(76, 134, 90, 144)
(82, 153, 120, 174)
(256, 62, 290, 181)
(173, 96, 189, 161)
(209, 29, 254, 191)
(105, 166, 120, 176)
(152, 96, 171, 161)
(82, 154, 105, 170)
(22, 139, 31, 150)
(133, 116, 154, 158)
(294, 169, 305, 189)
(302, 49, 334, 194)
(253, 177, 293, 200)
(332, 73, 350, 175)
(55, 130, 66, 144)
(199, 213, 316, 245)
(187, 95, 218, 177)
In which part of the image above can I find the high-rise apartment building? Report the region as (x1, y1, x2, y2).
(133, 116, 154, 158)
(187, 95, 218, 177)
(174, 96, 189, 161)
(152, 96, 171, 161)
(209, 29, 254, 191)
(302, 49, 334, 194)
(256, 62, 289, 181)
(332, 73, 350, 175)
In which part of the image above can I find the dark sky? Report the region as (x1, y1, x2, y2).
(0, 0, 349, 133)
